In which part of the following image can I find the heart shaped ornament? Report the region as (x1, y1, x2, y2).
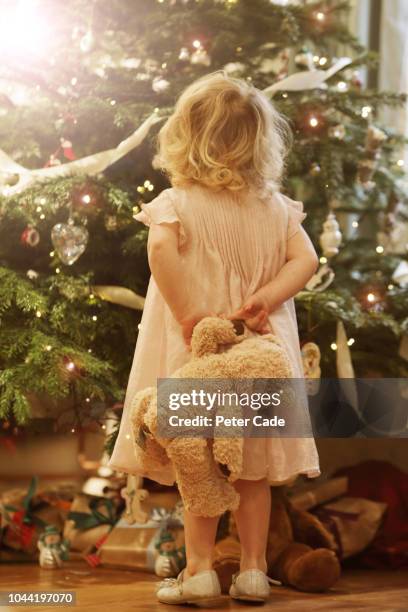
(51, 219, 89, 265)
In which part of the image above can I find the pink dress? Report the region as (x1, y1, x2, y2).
(107, 183, 320, 484)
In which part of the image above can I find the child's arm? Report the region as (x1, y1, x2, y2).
(230, 227, 318, 320)
(147, 223, 213, 345)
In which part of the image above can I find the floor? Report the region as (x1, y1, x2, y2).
(1, 559, 407, 611)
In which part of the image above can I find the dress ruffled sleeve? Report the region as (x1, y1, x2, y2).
(134, 189, 187, 249)
(282, 193, 307, 239)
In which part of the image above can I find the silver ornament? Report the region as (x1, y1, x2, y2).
(51, 218, 89, 265)
(319, 212, 342, 257)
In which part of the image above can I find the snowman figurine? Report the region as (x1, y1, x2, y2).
(37, 525, 70, 569)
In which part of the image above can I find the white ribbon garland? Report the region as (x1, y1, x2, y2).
(0, 111, 163, 196)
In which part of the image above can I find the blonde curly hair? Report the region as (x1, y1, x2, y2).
(153, 71, 291, 197)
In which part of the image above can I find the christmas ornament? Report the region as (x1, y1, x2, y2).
(178, 47, 190, 61)
(190, 47, 211, 67)
(21, 225, 40, 247)
(309, 162, 321, 176)
(295, 47, 314, 71)
(60, 138, 76, 161)
(301, 342, 321, 396)
(305, 263, 335, 292)
(104, 214, 118, 231)
(154, 529, 186, 578)
(152, 77, 170, 93)
(26, 269, 39, 280)
(357, 125, 387, 188)
(351, 70, 363, 89)
(328, 124, 346, 140)
(37, 525, 70, 569)
(51, 218, 89, 265)
(120, 475, 148, 525)
(392, 261, 408, 287)
(0, 112, 163, 196)
(319, 213, 342, 257)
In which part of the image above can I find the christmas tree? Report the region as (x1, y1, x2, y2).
(0, 0, 407, 444)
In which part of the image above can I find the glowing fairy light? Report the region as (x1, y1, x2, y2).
(361, 106, 372, 118)
(193, 40, 201, 49)
(376, 245, 384, 254)
(366, 292, 376, 303)
(397, 159, 405, 167)
(82, 193, 91, 205)
(309, 116, 319, 128)
(315, 11, 326, 21)
(319, 256, 327, 264)
(330, 342, 337, 351)
(318, 57, 328, 66)
(347, 338, 355, 346)
(352, 221, 359, 228)
(65, 360, 76, 372)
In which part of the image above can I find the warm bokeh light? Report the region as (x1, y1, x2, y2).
(0, 0, 52, 61)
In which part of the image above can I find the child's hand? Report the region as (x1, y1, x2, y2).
(228, 293, 272, 334)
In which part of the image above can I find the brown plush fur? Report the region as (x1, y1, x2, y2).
(130, 317, 293, 517)
(214, 486, 341, 593)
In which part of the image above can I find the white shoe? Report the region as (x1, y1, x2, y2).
(229, 569, 273, 602)
(156, 568, 223, 607)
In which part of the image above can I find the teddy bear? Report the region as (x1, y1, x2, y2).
(130, 316, 293, 518)
(213, 486, 341, 593)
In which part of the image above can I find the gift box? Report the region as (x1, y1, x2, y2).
(99, 502, 185, 576)
(63, 493, 121, 554)
(312, 496, 387, 560)
(0, 477, 73, 562)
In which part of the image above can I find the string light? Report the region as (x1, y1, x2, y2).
(36, 310, 42, 318)
(309, 116, 319, 128)
(101, 424, 106, 430)
(110, 99, 116, 106)
(85, 397, 91, 403)
(71, 77, 78, 86)
(39, 213, 45, 220)
(352, 221, 359, 228)
(361, 106, 372, 118)
(366, 292, 376, 303)
(92, 315, 98, 321)
(337, 81, 348, 92)
(71, 428, 76, 433)
(330, 342, 337, 351)
(50, 251, 55, 257)
(397, 159, 405, 167)
(319, 256, 327, 264)
(376, 245, 384, 254)
(193, 40, 201, 49)
(388, 284, 394, 290)
(55, 267, 61, 274)
(315, 11, 326, 21)
(65, 360, 76, 372)
(81, 193, 91, 205)
(318, 57, 328, 66)
(45, 345, 52, 351)
(347, 338, 355, 346)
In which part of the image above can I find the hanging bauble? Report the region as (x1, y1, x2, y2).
(105, 214, 118, 231)
(351, 70, 363, 89)
(328, 124, 346, 140)
(178, 47, 190, 61)
(294, 47, 314, 71)
(305, 263, 335, 292)
(301, 342, 321, 396)
(319, 212, 342, 257)
(27, 269, 39, 280)
(21, 225, 40, 247)
(152, 77, 170, 93)
(190, 47, 211, 67)
(309, 162, 321, 176)
(51, 218, 89, 265)
(80, 30, 94, 53)
(60, 138, 76, 161)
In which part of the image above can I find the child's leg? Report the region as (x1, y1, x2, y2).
(232, 478, 271, 573)
(183, 509, 220, 579)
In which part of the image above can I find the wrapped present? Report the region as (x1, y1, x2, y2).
(99, 501, 185, 576)
(312, 496, 387, 560)
(288, 477, 349, 511)
(0, 477, 71, 561)
(63, 493, 121, 555)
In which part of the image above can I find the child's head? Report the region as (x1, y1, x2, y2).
(154, 70, 291, 196)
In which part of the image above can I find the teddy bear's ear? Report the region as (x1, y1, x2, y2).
(191, 317, 238, 357)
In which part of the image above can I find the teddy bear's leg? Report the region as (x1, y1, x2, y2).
(213, 437, 243, 482)
(166, 438, 240, 517)
(272, 543, 341, 592)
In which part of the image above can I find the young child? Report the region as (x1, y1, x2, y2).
(107, 71, 320, 606)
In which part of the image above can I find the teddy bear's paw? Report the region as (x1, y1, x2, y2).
(182, 480, 240, 517)
(191, 317, 238, 358)
(286, 548, 341, 593)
